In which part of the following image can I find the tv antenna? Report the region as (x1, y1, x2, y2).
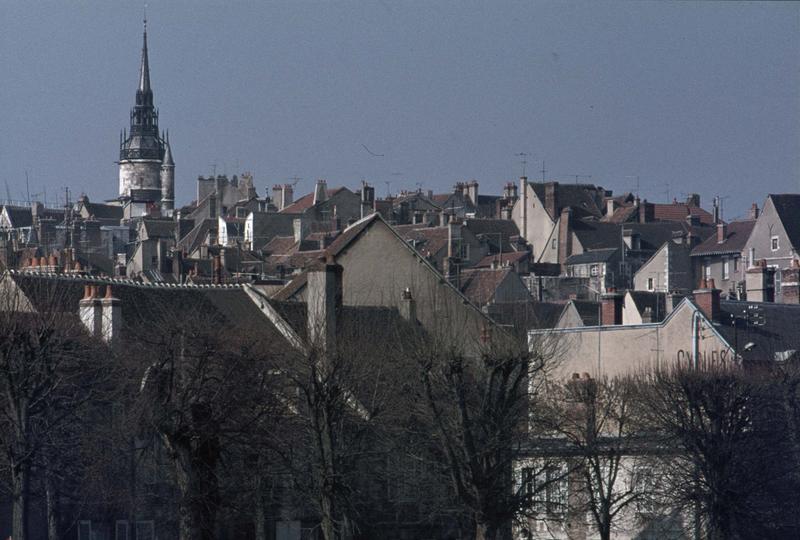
(559, 174, 592, 185)
(515, 152, 529, 177)
(625, 175, 640, 197)
(286, 175, 302, 187)
(540, 160, 546, 183)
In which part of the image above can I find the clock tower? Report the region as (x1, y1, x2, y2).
(118, 18, 173, 213)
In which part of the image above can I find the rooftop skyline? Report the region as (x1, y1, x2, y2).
(1, 1, 798, 219)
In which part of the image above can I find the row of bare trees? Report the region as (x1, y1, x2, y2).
(526, 362, 800, 540)
(4, 277, 800, 540)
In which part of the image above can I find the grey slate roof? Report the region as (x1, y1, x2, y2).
(769, 194, 800, 250)
(565, 248, 619, 265)
(691, 220, 755, 257)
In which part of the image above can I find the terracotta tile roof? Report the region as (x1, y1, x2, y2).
(652, 202, 714, 225)
(262, 235, 298, 256)
(602, 204, 637, 223)
(459, 267, 513, 306)
(691, 220, 756, 257)
(279, 188, 344, 214)
(394, 225, 449, 258)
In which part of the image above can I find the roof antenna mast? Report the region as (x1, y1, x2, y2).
(515, 152, 528, 177)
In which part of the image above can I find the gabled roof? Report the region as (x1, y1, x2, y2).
(571, 220, 622, 251)
(652, 201, 714, 225)
(769, 194, 800, 250)
(459, 267, 513, 306)
(602, 204, 638, 224)
(262, 235, 297, 256)
(2, 206, 34, 228)
(177, 219, 216, 254)
(81, 202, 123, 221)
(570, 299, 601, 326)
(279, 188, 347, 214)
(530, 183, 604, 220)
(394, 225, 449, 259)
(464, 218, 520, 251)
(142, 219, 176, 239)
(626, 291, 667, 322)
(6, 272, 291, 344)
(691, 220, 755, 257)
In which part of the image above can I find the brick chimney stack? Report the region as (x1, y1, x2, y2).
(101, 285, 121, 344)
(545, 182, 559, 221)
(781, 259, 800, 304)
(749, 203, 760, 221)
(693, 278, 721, 322)
(600, 290, 624, 325)
(717, 222, 727, 244)
(79, 285, 102, 337)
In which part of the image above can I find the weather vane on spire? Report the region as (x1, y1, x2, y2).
(144, 4, 148, 31)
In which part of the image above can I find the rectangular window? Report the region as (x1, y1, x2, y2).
(733, 257, 738, 273)
(704, 262, 711, 279)
(750, 247, 756, 267)
(135, 521, 154, 540)
(647, 277, 654, 291)
(521, 463, 568, 515)
(772, 236, 780, 251)
(551, 238, 557, 250)
(78, 522, 92, 540)
(722, 259, 730, 280)
(590, 264, 599, 277)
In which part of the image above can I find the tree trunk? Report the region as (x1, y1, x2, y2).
(254, 472, 267, 540)
(474, 521, 497, 540)
(45, 467, 60, 540)
(11, 460, 30, 540)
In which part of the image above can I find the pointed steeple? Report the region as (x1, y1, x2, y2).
(121, 17, 162, 163)
(138, 16, 151, 95)
(162, 132, 174, 166)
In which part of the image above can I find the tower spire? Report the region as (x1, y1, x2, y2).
(138, 14, 151, 94)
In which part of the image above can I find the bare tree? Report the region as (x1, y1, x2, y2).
(411, 330, 550, 540)
(125, 292, 285, 540)
(635, 363, 791, 540)
(0, 276, 109, 540)
(533, 374, 651, 540)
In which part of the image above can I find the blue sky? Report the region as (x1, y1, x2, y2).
(1, 1, 797, 219)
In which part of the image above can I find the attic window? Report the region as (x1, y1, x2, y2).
(771, 236, 779, 252)
(647, 277, 654, 291)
